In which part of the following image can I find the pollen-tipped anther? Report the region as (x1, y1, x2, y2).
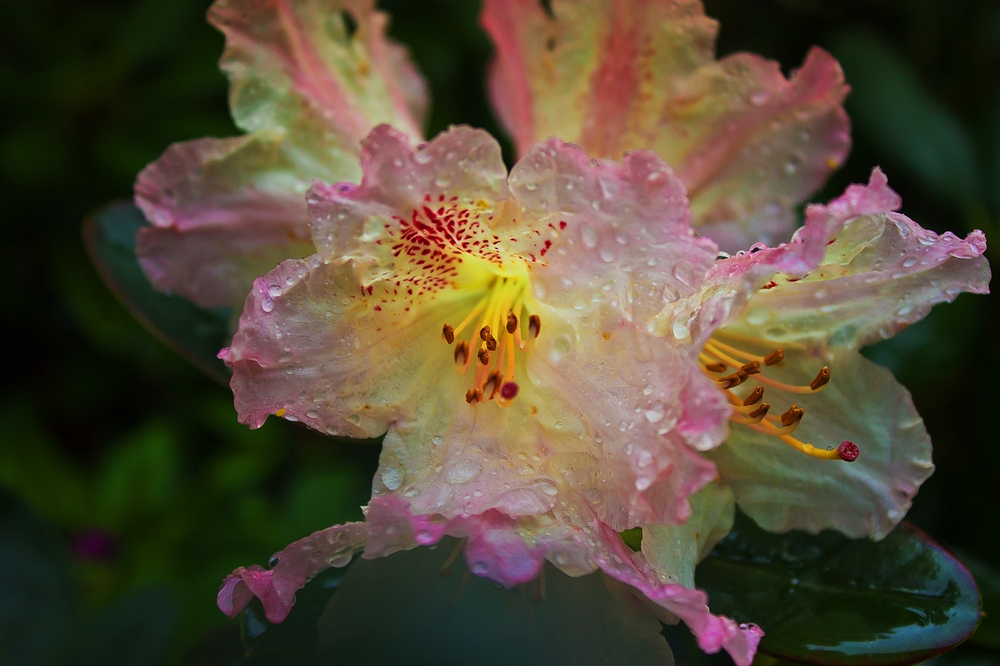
(465, 388, 482, 404)
(454, 340, 470, 365)
(442, 323, 455, 344)
(810, 366, 831, 391)
(780, 404, 805, 427)
(705, 361, 727, 373)
(506, 312, 518, 334)
(747, 402, 770, 421)
(838, 440, 859, 462)
(528, 314, 541, 338)
(479, 326, 491, 342)
(478, 348, 491, 365)
(486, 335, 498, 352)
(484, 370, 504, 399)
(718, 370, 748, 389)
(740, 361, 761, 375)
(742, 386, 765, 406)
(764, 349, 785, 366)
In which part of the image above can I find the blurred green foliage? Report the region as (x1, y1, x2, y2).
(2, 0, 999, 663)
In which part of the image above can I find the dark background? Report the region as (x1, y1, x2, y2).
(2, 0, 998, 662)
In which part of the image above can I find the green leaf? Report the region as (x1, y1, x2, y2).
(830, 30, 979, 208)
(697, 513, 982, 665)
(83, 201, 232, 383)
(74, 588, 177, 666)
(239, 539, 675, 665)
(96, 422, 179, 528)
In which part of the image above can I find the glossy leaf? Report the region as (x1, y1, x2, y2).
(957, 552, 1000, 650)
(239, 538, 675, 665)
(697, 513, 982, 665)
(83, 201, 232, 383)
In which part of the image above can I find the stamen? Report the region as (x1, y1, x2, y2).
(764, 349, 784, 366)
(442, 323, 455, 344)
(718, 370, 748, 389)
(730, 402, 770, 425)
(506, 312, 518, 334)
(705, 361, 728, 373)
(465, 388, 482, 404)
(486, 335, 498, 352)
(483, 370, 504, 399)
(480, 325, 491, 342)
(454, 341, 470, 366)
(838, 441, 860, 462)
(740, 361, 761, 375)
(440, 538, 466, 579)
(478, 348, 491, 366)
(779, 404, 805, 427)
(748, 402, 770, 420)
(742, 386, 765, 406)
(809, 366, 831, 391)
(528, 314, 541, 338)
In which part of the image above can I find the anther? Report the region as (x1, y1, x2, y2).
(486, 335, 498, 352)
(764, 349, 784, 366)
(809, 366, 831, 391)
(506, 312, 518, 334)
(484, 370, 504, 399)
(454, 341, 470, 365)
(742, 386, 765, 406)
(442, 324, 455, 344)
(748, 402, 770, 420)
(528, 315, 541, 338)
(480, 326, 491, 342)
(478, 348, 491, 365)
(740, 361, 761, 375)
(780, 404, 805, 427)
(838, 440, 859, 462)
(465, 388, 482, 404)
(718, 370, 748, 389)
(705, 361, 728, 373)
(500, 382, 519, 400)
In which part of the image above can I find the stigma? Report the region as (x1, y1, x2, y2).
(699, 331, 859, 463)
(442, 275, 536, 407)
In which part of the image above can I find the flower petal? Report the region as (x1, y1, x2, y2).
(220, 256, 465, 436)
(707, 349, 933, 539)
(642, 481, 735, 589)
(509, 139, 717, 323)
(210, 0, 427, 149)
(308, 124, 510, 266)
(481, 0, 850, 250)
(135, 133, 317, 308)
(219, 495, 764, 666)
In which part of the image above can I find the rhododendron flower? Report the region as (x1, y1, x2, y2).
(481, 0, 850, 252)
(645, 169, 989, 551)
(218, 124, 763, 663)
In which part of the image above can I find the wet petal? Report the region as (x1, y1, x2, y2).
(135, 133, 316, 308)
(481, 0, 849, 249)
(707, 349, 933, 539)
(642, 481, 735, 589)
(510, 139, 717, 323)
(220, 256, 464, 436)
(210, 0, 426, 151)
(308, 124, 510, 266)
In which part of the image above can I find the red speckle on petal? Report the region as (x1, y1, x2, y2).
(838, 441, 859, 462)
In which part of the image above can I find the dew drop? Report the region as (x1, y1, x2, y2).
(381, 465, 404, 491)
(261, 297, 275, 312)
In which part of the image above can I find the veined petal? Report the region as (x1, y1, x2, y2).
(642, 480, 735, 589)
(510, 139, 718, 324)
(220, 256, 466, 436)
(481, 0, 850, 249)
(135, 132, 317, 308)
(210, 0, 427, 153)
(707, 349, 933, 539)
(308, 124, 510, 267)
(219, 495, 764, 666)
